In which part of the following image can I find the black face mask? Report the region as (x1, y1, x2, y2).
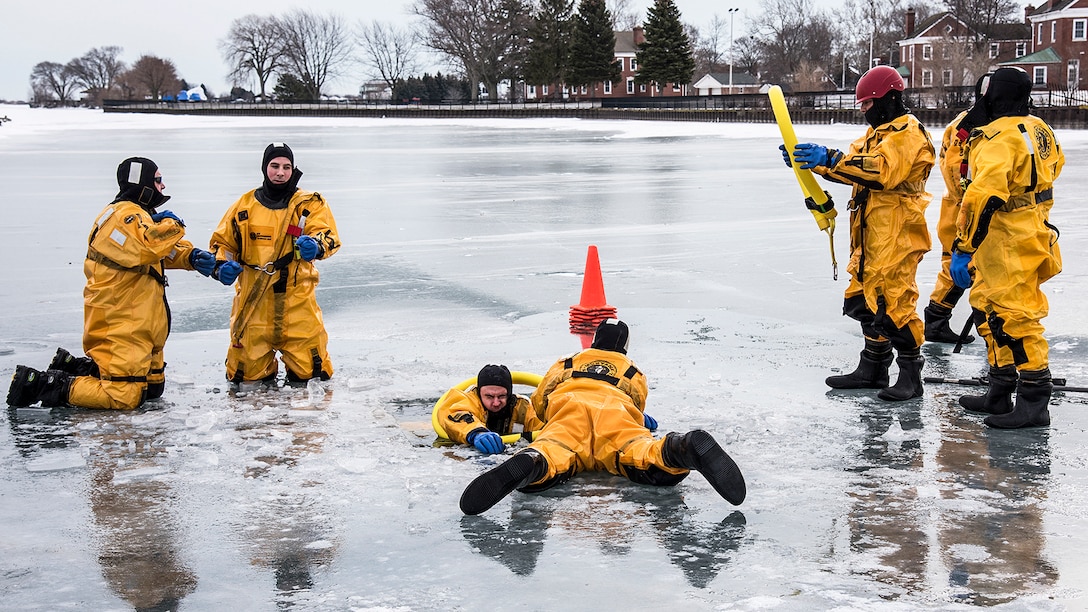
(863, 91, 908, 128)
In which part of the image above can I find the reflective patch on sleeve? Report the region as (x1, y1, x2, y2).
(109, 228, 127, 246)
(98, 206, 115, 227)
(169, 248, 178, 259)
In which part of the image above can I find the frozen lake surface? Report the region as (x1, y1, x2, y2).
(1, 104, 1087, 610)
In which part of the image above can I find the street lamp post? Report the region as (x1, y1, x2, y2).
(728, 8, 739, 95)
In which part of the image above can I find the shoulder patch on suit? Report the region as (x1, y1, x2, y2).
(98, 207, 116, 228)
(1034, 126, 1053, 160)
(109, 228, 127, 246)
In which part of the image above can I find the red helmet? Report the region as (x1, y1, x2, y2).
(856, 66, 905, 102)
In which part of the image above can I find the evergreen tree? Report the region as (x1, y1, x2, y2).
(567, 0, 621, 92)
(524, 0, 576, 97)
(272, 74, 311, 102)
(635, 0, 695, 88)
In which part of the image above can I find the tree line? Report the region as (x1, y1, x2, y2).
(28, 0, 1022, 107)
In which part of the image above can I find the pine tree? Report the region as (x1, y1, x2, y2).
(524, 0, 576, 96)
(567, 0, 621, 91)
(635, 0, 695, 89)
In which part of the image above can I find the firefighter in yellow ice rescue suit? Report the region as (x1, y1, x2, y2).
(209, 143, 340, 386)
(949, 67, 1064, 429)
(459, 319, 746, 515)
(6, 157, 220, 409)
(782, 65, 935, 401)
(923, 91, 982, 344)
(435, 364, 545, 454)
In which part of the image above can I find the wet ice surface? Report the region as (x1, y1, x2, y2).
(2, 105, 1087, 610)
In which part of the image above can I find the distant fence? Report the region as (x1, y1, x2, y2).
(101, 90, 1088, 129)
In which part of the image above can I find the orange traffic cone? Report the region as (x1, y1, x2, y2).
(569, 245, 617, 348)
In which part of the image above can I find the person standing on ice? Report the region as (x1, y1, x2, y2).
(435, 364, 544, 454)
(949, 67, 1064, 429)
(459, 319, 745, 515)
(209, 142, 340, 387)
(7, 157, 219, 409)
(921, 77, 995, 345)
(780, 65, 935, 401)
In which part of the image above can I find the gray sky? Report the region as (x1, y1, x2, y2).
(0, 0, 782, 101)
(0, 0, 1034, 102)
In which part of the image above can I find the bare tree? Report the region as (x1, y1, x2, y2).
(833, 0, 928, 78)
(277, 10, 355, 99)
(358, 20, 420, 93)
(749, 0, 835, 86)
(943, 0, 1020, 41)
(608, 0, 640, 30)
(68, 46, 126, 106)
(220, 14, 285, 100)
(733, 35, 761, 77)
(126, 55, 182, 100)
(414, 0, 532, 102)
(29, 61, 81, 106)
(690, 15, 729, 79)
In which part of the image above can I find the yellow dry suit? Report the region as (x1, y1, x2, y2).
(69, 201, 197, 409)
(956, 115, 1063, 371)
(930, 110, 970, 309)
(434, 388, 542, 444)
(814, 113, 935, 350)
(210, 188, 340, 382)
(522, 348, 687, 489)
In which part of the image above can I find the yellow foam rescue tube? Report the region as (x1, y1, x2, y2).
(432, 371, 543, 444)
(768, 85, 839, 279)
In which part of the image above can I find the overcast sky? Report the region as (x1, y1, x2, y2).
(0, 0, 812, 101)
(0, 0, 1032, 102)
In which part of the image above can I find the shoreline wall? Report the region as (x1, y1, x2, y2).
(101, 102, 1088, 130)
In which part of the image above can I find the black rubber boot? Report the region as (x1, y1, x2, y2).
(37, 370, 72, 407)
(48, 347, 99, 377)
(7, 365, 47, 407)
(6, 366, 71, 408)
(985, 369, 1052, 429)
(924, 301, 973, 344)
(662, 430, 746, 505)
(959, 365, 1017, 415)
(877, 351, 925, 401)
(460, 449, 548, 515)
(826, 340, 893, 389)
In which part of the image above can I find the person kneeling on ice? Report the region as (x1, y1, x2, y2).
(435, 364, 544, 454)
(459, 319, 746, 515)
(7, 157, 219, 410)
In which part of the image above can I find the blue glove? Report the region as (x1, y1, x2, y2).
(189, 249, 216, 276)
(643, 413, 658, 431)
(215, 260, 243, 286)
(779, 144, 793, 168)
(792, 143, 833, 170)
(467, 430, 504, 454)
(151, 209, 184, 226)
(296, 235, 320, 261)
(950, 250, 974, 288)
